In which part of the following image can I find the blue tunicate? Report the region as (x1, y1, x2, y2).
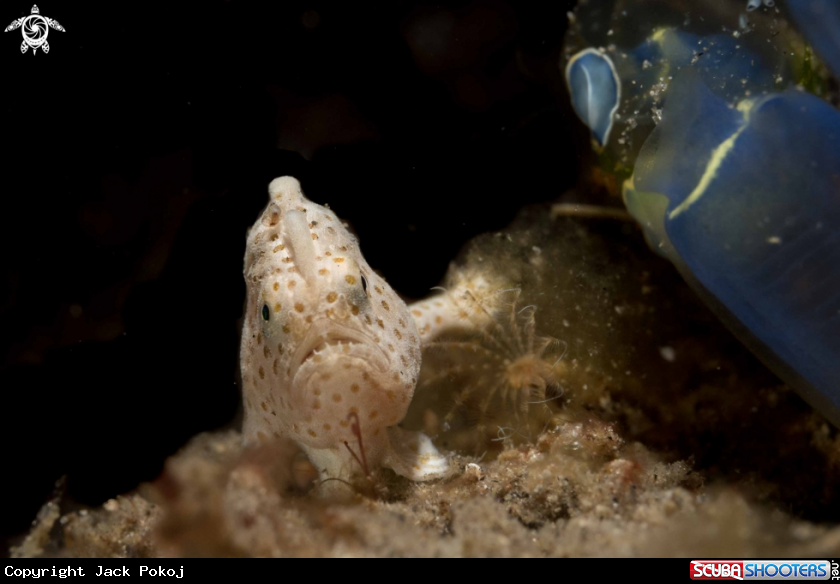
(623, 70, 840, 426)
(564, 0, 840, 425)
(787, 0, 840, 78)
(565, 48, 621, 148)
(634, 28, 780, 100)
(563, 0, 822, 179)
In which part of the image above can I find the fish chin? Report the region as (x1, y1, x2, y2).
(291, 321, 389, 385)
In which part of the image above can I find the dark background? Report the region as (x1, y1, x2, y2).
(0, 0, 583, 544)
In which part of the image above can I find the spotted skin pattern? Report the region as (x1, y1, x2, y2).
(241, 177, 447, 486)
(409, 272, 499, 344)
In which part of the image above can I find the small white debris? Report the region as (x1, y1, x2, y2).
(651, 107, 663, 124)
(766, 236, 782, 244)
(659, 346, 677, 362)
(103, 499, 119, 512)
(465, 462, 489, 489)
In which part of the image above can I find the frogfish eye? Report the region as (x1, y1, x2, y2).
(262, 304, 270, 321)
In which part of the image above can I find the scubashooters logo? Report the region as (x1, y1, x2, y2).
(4, 5, 64, 54)
(691, 560, 835, 580)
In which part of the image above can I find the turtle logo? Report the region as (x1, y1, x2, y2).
(4, 5, 64, 54)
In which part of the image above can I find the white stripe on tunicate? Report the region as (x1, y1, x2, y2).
(668, 98, 759, 220)
(668, 122, 748, 220)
